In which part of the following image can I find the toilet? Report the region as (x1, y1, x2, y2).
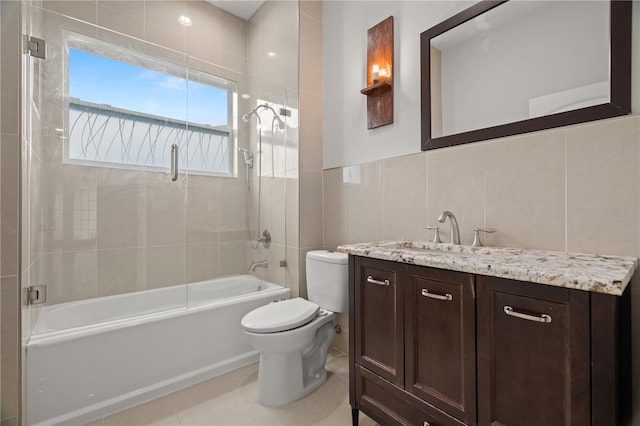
(240, 250, 348, 407)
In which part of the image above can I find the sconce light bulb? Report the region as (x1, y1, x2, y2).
(372, 64, 380, 83)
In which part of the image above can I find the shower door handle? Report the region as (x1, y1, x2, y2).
(171, 144, 178, 181)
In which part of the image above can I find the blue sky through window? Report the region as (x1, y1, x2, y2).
(69, 48, 229, 127)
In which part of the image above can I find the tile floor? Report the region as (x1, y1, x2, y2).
(86, 349, 377, 426)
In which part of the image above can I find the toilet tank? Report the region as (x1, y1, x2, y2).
(306, 250, 349, 313)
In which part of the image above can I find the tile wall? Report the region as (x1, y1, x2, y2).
(1, 0, 22, 424)
(25, 0, 252, 308)
(323, 114, 640, 356)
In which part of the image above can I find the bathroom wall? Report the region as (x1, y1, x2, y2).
(322, 0, 640, 407)
(245, 0, 300, 296)
(1, 0, 22, 424)
(25, 0, 252, 307)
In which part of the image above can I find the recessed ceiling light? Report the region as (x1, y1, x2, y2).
(178, 15, 193, 27)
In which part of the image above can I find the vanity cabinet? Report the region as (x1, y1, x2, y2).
(349, 256, 631, 426)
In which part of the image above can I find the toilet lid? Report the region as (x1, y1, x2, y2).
(241, 298, 319, 333)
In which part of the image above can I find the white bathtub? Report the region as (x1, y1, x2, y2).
(26, 275, 290, 426)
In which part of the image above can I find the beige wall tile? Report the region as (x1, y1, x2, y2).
(96, 169, 145, 250)
(427, 143, 484, 245)
(186, 37, 220, 66)
(300, 170, 323, 248)
(286, 177, 299, 248)
(98, 1, 145, 18)
(219, 50, 247, 75)
(1, 276, 20, 423)
(219, 240, 247, 276)
(299, 91, 323, 171)
(186, 175, 220, 244)
(41, 250, 98, 304)
(300, 1, 323, 22)
(43, 0, 98, 25)
(144, 175, 187, 246)
(144, 245, 185, 289)
(383, 154, 427, 241)
(97, 247, 144, 297)
(219, 11, 247, 58)
(350, 162, 383, 244)
(1, 134, 20, 277)
(285, 245, 299, 298)
(145, 22, 185, 54)
(299, 12, 322, 96)
(187, 242, 219, 283)
(144, 0, 184, 32)
(567, 116, 640, 257)
(184, 1, 221, 48)
(219, 179, 248, 234)
(97, 4, 144, 39)
(0, 0, 20, 136)
(41, 163, 98, 253)
(323, 167, 350, 250)
(485, 130, 566, 251)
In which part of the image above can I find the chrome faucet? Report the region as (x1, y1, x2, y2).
(437, 210, 460, 245)
(249, 259, 268, 272)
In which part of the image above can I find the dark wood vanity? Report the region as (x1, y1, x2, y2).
(348, 256, 631, 426)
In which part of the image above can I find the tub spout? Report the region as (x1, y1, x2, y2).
(249, 259, 268, 272)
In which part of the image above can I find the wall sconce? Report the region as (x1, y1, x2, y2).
(360, 16, 394, 129)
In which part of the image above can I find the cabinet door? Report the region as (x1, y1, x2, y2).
(354, 257, 404, 387)
(405, 266, 476, 425)
(477, 276, 590, 426)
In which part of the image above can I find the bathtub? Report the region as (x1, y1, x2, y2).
(26, 275, 290, 426)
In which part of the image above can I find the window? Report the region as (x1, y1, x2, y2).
(64, 34, 237, 176)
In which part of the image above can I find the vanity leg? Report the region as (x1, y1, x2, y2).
(351, 408, 359, 426)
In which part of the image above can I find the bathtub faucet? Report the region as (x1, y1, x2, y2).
(249, 259, 268, 272)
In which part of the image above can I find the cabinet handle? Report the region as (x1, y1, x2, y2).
(504, 306, 552, 323)
(421, 289, 452, 301)
(366, 276, 390, 286)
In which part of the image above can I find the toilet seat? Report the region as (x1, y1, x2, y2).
(241, 298, 319, 333)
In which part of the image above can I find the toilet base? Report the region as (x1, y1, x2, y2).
(255, 321, 335, 407)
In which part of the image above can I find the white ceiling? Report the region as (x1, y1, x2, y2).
(206, 1, 264, 21)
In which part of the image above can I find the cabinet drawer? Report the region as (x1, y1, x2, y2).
(355, 365, 466, 426)
(354, 257, 404, 386)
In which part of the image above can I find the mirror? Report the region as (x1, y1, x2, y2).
(421, 0, 631, 151)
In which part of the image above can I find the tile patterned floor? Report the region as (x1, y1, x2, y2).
(86, 350, 377, 426)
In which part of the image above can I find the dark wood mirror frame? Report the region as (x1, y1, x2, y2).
(420, 0, 632, 151)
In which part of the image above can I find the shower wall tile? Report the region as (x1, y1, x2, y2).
(41, 250, 98, 305)
(219, 50, 247, 75)
(285, 246, 300, 298)
(567, 116, 640, 257)
(43, 1, 98, 25)
(219, 240, 247, 277)
(299, 91, 323, 171)
(97, 247, 144, 297)
(41, 163, 98, 253)
(382, 153, 427, 241)
(144, 175, 187, 247)
(286, 177, 299, 247)
(323, 167, 350, 250)
(219, 11, 247, 58)
(96, 168, 145, 250)
(300, 170, 323, 248)
(144, 0, 185, 33)
(145, 22, 185, 54)
(300, 1, 323, 22)
(97, 3, 144, 40)
(299, 12, 322, 97)
(1, 134, 20, 277)
(1, 276, 19, 424)
(187, 242, 219, 283)
(0, 0, 20, 136)
(485, 130, 566, 251)
(185, 1, 221, 47)
(186, 175, 220, 244)
(219, 179, 248, 234)
(350, 163, 383, 244)
(98, 1, 145, 19)
(186, 38, 220, 66)
(144, 245, 185, 289)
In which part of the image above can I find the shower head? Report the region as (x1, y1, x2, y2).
(241, 104, 285, 129)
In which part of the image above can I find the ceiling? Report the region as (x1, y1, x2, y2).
(206, 1, 265, 21)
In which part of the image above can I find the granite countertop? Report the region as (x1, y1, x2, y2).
(337, 240, 637, 296)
